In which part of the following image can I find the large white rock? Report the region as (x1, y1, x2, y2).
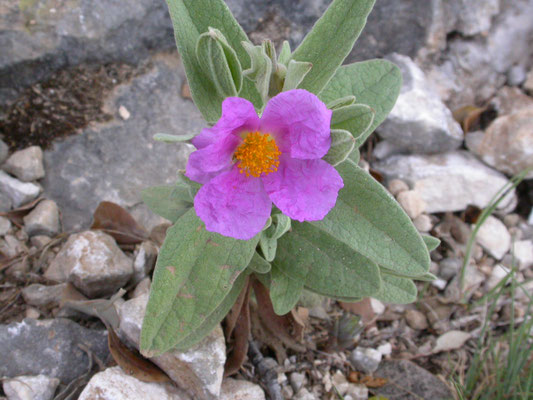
(23, 200, 60, 237)
(377, 54, 463, 155)
(3, 374, 59, 400)
(476, 216, 511, 260)
(373, 151, 515, 213)
(79, 366, 190, 400)
(3, 146, 45, 182)
(118, 293, 226, 400)
(512, 240, 533, 270)
(0, 170, 42, 208)
(44, 230, 133, 298)
(467, 107, 533, 178)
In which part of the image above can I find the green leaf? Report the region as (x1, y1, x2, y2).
(196, 27, 242, 97)
(303, 285, 362, 303)
(153, 133, 196, 143)
(413, 272, 438, 282)
(311, 162, 430, 277)
(331, 104, 375, 141)
(372, 274, 417, 304)
(347, 148, 361, 165)
(248, 252, 271, 274)
(422, 235, 441, 252)
(165, 0, 261, 123)
(327, 95, 357, 110)
(140, 209, 258, 355)
(278, 40, 291, 67)
(141, 184, 194, 223)
(323, 129, 355, 166)
(291, 0, 376, 94)
(259, 214, 291, 262)
(270, 264, 304, 315)
(283, 60, 313, 91)
(173, 270, 250, 350)
(242, 42, 273, 104)
(274, 222, 381, 298)
(320, 59, 402, 147)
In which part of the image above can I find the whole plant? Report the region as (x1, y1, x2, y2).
(140, 0, 438, 357)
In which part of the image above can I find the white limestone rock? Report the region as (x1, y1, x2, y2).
(3, 146, 45, 182)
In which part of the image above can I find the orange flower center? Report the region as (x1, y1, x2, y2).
(234, 131, 281, 178)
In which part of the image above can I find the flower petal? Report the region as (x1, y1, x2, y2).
(192, 97, 260, 149)
(185, 134, 241, 184)
(194, 167, 272, 240)
(263, 156, 343, 222)
(260, 89, 332, 159)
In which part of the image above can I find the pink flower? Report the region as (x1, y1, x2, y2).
(186, 89, 344, 240)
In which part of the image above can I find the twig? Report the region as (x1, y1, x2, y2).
(247, 341, 283, 400)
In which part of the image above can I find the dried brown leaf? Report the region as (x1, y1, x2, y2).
(339, 298, 375, 324)
(91, 201, 148, 244)
(0, 197, 44, 227)
(107, 323, 170, 383)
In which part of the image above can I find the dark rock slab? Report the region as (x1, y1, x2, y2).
(373, 360, 453, 400)
(41, 55, 203, 231)
(0, 318, 109, 384)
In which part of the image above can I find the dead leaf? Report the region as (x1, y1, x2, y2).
(433, 330, 471, 353)
(150, 222, 171, 246)
(224, 280, 251, 377)
(251, 278, 306, 360)
(91, 201, 148, 244)
(107, 323, 170, 383)
(326, 313, 363, 351)
(452, 105, 487, 133)
(224, 276, 250, 339)
(0, 197, 44, 227)
(339, 298, 375, 324)
(349, 371, 388, 388)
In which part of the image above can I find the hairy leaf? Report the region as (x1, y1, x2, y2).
(242, 42, 273, 104)
(324, 129, 355, 166)
(140, 209, 258, 355)
(141, 184, 194, 223)
(248, 252, 272, 274)
(372, 274, 417, 304)
(259, 213, 291, 262)
(311, 162, 430, 277)
(422, 234, 441, 252)
(292, 0, 376, 94)
(327, 95, 357, 110)
(274, 222, 381, 298)
(270, 264, 305, 315)
(283, 60, 313, 91)
(165, 0, 260, 123)
(331, 104, 375, 140)
(320, 59, 402, 146)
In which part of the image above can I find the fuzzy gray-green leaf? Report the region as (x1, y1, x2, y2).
(422, 235, 441, 252)
(141, 185, 193, 223)
(140, 209, 258, 355)
(242, 42, 273, 103)
(291, 0, 376, 94)
(270, 264, 304, 315)
(327, 96, 357, 110)
(331, 104, 375, 141)
(324, 129, 355, 166)
(259, 214, 291, 262)
(311, 162, 430, 277)
(372, 274, 417, 304)
(278, 40, 292, 66)
(248, 252, 272, 274)
(165, 0, 261, 123)
(274, 222, 381, 298)
(283, 60, 313, 91)
(320, 59, 402, 146)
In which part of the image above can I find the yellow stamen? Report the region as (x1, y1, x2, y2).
(234, 131, 281, 178)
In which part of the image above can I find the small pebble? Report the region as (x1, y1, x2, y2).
(118, 105, 131, 120)
(3, 146, 45, 182)
(413, 214, 433, 232)
(405, 309, 429, 330)
(387, 179, 409, 196)
(0, 216, 11, 236)
(397, 190, 426, 219)
(290, 372, 307, 392)
(349, 347, 382, 374)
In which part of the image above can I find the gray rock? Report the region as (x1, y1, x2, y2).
(476, 216, 511, 260)
(486, 264, 511, 290)
(439, 258, 462, 281)
(512, 240, 533, 270)
(132, 277, 151, 298)
(45, 230, 133, 298)
(387, 179, 409, 197)
(118, 293, 226, 400)
(0, 189, 13, 212)
(30, 235, 52, 249)
(491, 86, 533, 116)
(0, 170, 42, 208)
(373, 360, 453, 400)
(2, 146, 45, 182)
(467, 106, 533, 179)
(508, 65, 527, 86)
(378, 54, 463, 154)
(373, 151, 515, 213)
(290, 372, 307, 393)
(344, 384, 368, 400)
(42, 56, 199, 231)
(0, 216, 11, 236)
(219, 379, 266, 400)
(21, 283, 69, 307)
(3, 374, 59, 400)
(413, 214, 433, 232)
(426, 0, 533, 110)
(349, 347, 382, 374)
(0, 0, 175, 104)
(0, 139, 8, 164)
(293, 388, 318, 400)
(23, 199, 60, 237)
(79, 366, 190, 400)
(0, 318, 108, 383)
(525, 69, 533, 93)
(445, 0, 500, 37)
(0, 234, 27, 258)
(132, 241, 158, 285)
